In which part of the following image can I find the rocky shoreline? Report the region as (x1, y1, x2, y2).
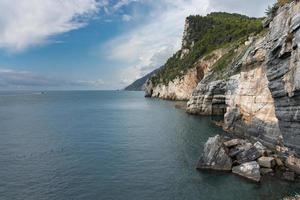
(197, 134, 300, 183)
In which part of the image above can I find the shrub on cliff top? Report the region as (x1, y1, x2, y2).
(150, 12, 263, 86)
(277, 0, 293, 6)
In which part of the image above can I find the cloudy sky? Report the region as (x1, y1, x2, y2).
(0, 0, 276, 90)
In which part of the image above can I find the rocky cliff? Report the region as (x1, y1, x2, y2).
(265, 2, 300, 153)
(188, 1, 300, 154)
(142, 2, 300, 154)
(144, 13, 262, 100)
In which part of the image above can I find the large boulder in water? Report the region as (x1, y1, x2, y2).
(197, 135, 232, 171)
(232, 161, 261, 182)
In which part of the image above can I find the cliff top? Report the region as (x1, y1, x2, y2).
(149, 12, 263, 86)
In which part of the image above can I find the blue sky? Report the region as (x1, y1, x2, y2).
(0, 0, 276, 90)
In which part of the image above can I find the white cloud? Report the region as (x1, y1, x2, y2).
(74, 79, 105, 87)
(122, 14, 133, 22)
(103, 0, 276, 87)
(207, 0, 276, 18)
(0, 0, 100, 52)
(104, 0, 210, 85)
(113, 0, 139, 10)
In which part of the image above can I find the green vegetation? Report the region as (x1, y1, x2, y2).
(265, 4, 279, 18)
(213, 49, 236, 72)
(150, 12, 263, 86)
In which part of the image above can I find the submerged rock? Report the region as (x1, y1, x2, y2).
(232, 161, 261, 182)
(258, 157, 276, 168)
(197, 135, 232, 171)
(283, 171, 295, 181)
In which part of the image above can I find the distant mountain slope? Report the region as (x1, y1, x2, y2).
(124, 69, 159, 91)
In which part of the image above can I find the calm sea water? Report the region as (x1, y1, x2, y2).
(0, 91, 299, 200)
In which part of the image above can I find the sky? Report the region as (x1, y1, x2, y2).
(0, 0, 276, 90)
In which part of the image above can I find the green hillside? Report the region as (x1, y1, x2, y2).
(150, 12, 263, 86)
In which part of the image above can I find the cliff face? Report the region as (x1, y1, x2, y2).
(144, 13, 262, 100)
(144, 49, 226, 100)
(144, 17, 207, 100)
(265, 2, 300, 152)
(223, 37, 282, 147)
(188, 2, 300, 153)
(145, 67, 200, 100)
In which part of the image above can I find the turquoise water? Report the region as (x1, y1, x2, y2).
(0, 91, 299, 200)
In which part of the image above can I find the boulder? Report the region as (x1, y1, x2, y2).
(254, 141, 267, 155)
(285, 155, 300, 174)
(224, 139, 247, 148)
(229, 142, 252, 158)
(275, 157, 284, 167)
(197, 135, 232, 171)
(258, 157, 276, 168)
(232, 161, 261, 182)
(236, 142, 253, 152)
(236, 146, 261, 164)
(260, 168, 273, 175)
(229, 148, 243, 158)
(276, 145, 289, 154)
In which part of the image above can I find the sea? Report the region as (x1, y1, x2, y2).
(0, 91, 299, 200)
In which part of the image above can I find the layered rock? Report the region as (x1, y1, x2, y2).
(145, 67, 201, 100)
(224, 37, 282, 147)
(265, 2, 300, 153)
(187, 80, 226, 115)
(186, 49, 228, 115)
